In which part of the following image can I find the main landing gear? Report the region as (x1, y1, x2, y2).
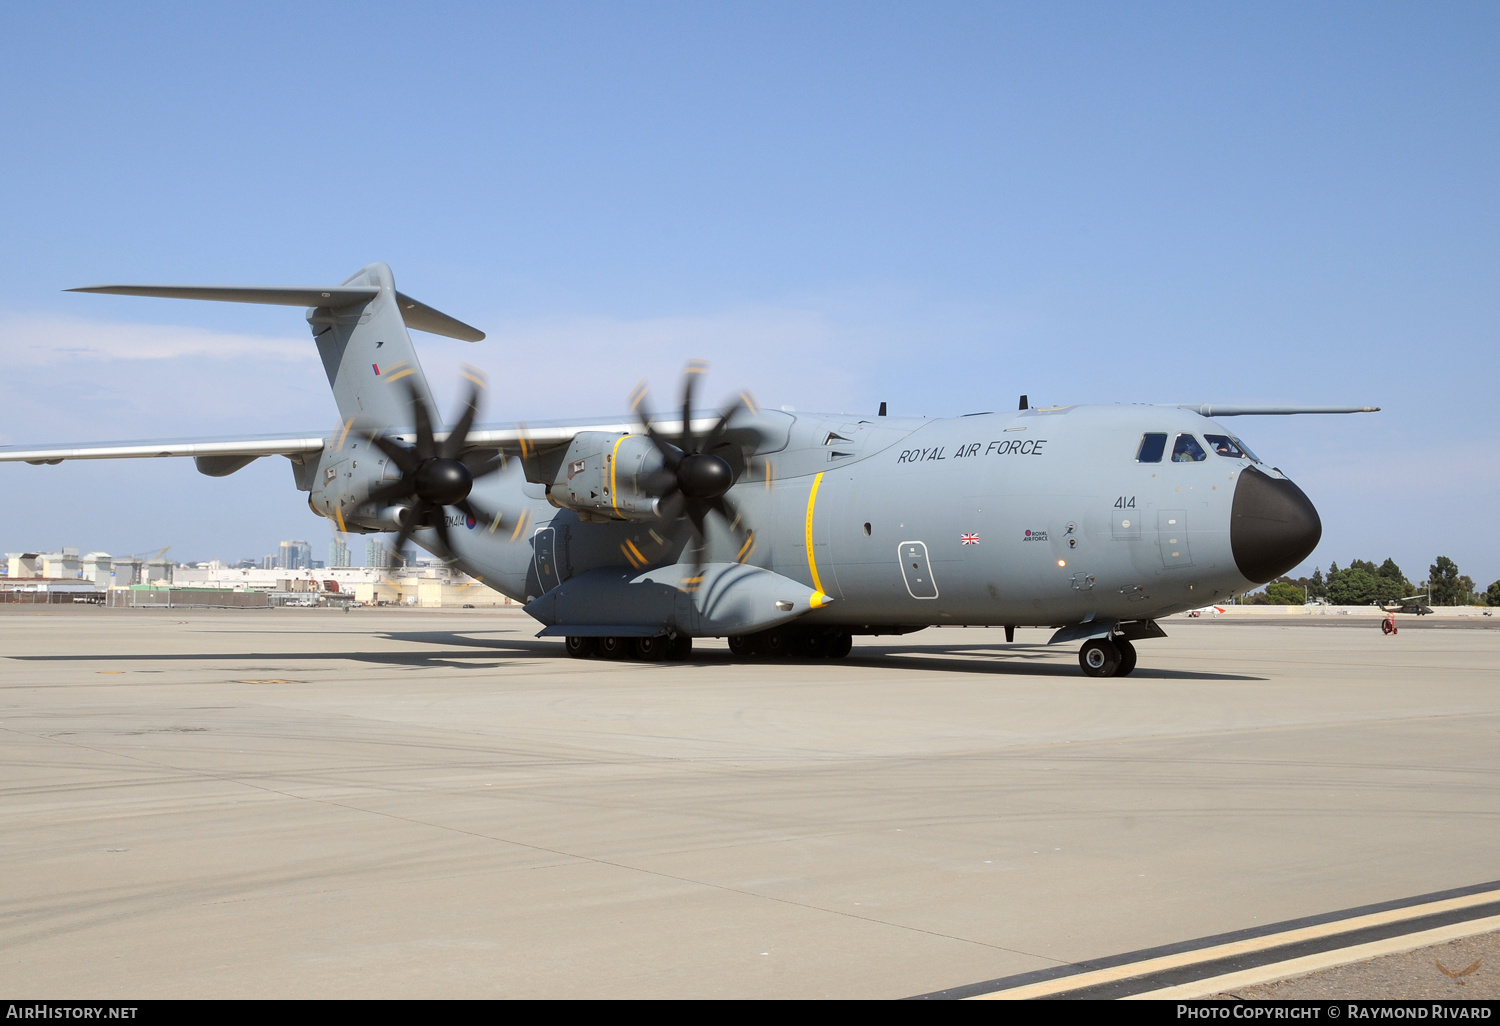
(565, 634, 694, 662)
(1078, 637, 1138, 678)
(727, 627, 853, 660)
(562, 627, 855, 662)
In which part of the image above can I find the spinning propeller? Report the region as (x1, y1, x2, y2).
(625, 361, 762, 583)
(361, 369, 516, 562)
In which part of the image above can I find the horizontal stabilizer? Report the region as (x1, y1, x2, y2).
(1177, 404, 1380, 417)
(68, 283, 485, 342)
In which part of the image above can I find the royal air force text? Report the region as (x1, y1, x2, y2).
(896, 439, 1047, 465)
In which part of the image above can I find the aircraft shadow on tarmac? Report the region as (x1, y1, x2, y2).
(377, 631, 1263, 680)
(8, 632, 1262, 681)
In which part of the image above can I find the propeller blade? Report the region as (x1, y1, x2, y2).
(430, 506, 454, 557)
(680, 359, 708, 453)
(455, 497, 506, 533)
(639, 467, 678, 496)
(656, 489, 686, 523)
(407, 380, 436, 461)
(632, 381, 685, 470)
(705, 394, 748, 445)
(467, 454, 507, 479)
(368, 436, 419, 477)
(442, 367, 485, 460)
(363, 477, 416, 509)
(708, 492, 741, 532)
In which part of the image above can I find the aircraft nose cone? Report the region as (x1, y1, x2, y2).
(1230, 466, 1322, 584)
(415, 458, 473, 507)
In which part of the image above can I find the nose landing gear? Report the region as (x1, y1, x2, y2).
(1079, 637, 1138, 678)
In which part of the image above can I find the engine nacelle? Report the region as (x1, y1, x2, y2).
(545, 432, 664, 522)
(304, 439, 404, 533)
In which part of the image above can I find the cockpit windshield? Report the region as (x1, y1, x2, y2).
(1204, 433, 1261, 462)
(1172, 434, 1208, 462)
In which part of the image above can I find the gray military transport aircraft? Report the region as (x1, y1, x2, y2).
(1, 263, 1378, 676)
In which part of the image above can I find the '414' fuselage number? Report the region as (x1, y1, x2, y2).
(1114, 496, 1136, 509)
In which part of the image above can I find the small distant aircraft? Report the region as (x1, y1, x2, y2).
(1384, 594, 1433, 616)
(0, 263, 1380, 676)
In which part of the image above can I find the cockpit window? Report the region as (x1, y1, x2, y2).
(1172, 434, 1208, 462)
(1231, 435, 1261, 463)
(1204, 434, 1247, 459)
(1136, 432, 1167, 463)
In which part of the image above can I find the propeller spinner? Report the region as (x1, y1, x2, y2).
(361, 371, 515, 562)
(626, 361, 761, 580)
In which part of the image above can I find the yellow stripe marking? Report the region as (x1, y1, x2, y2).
(335, 418, 354, 450)
(805, 472, 828, 607)
(973, 886, 1500, 1000)
(334, 508, 347, 534)
(384, 368, 414, 383)
(736, 532, 756, 564)
(609, 434, 630, 518)
(1129, 914, 1500, 1001)
(509, 510, 531, 542)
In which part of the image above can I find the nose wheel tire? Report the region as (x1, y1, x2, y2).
(1079, 638, 1123, 678)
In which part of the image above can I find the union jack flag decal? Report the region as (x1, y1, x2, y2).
(961, 533, 979, 545)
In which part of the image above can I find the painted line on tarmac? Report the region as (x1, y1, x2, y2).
(1126, 913, 1500, 999)
(908, 879, 1500, 1000)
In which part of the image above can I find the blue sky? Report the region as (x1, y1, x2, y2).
(2, 3, 1497, 585)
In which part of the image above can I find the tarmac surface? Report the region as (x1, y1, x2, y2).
(1, 607, 1497, 999)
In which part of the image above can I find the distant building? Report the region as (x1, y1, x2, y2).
(279, 540, 313, 570)
(81, 552, 113, 586)
(5, 553, 42, 578)
(329, 538, 351, 568)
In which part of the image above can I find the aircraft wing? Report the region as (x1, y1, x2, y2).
(0, 416, 738, 463)
(0, 434, 326, 465)
(1177, 404, 1380, 417)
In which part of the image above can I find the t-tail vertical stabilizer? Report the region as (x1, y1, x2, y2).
(67, 261, 485, 428)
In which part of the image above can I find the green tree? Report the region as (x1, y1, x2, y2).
(1488, 580, 1500, 607)
(1459, 575, 1477, 604)
(1266, 581, 1305, 605)
(1429, 556, 1465, 606)
(1327, 566, 1381, 605)
(1308, 567, 1326, 600)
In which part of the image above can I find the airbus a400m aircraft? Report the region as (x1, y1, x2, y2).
(3, 263, 1378, 676)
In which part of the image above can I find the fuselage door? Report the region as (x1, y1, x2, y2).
(534, 527, 561, 591)
(898, 540, 939, 599)
(1158, 510, 1193, 568)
